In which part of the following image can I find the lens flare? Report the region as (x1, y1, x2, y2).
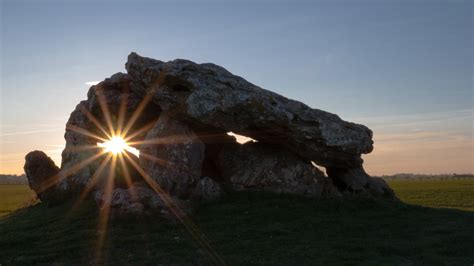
(66, 81, 222, 263)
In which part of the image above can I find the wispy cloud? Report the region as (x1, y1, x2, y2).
(0, 128, 62, 137)
(85, 81, 100, 86)
(0, 123, 64, 129)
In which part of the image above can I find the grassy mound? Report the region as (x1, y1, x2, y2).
(1, 192, 473, 265)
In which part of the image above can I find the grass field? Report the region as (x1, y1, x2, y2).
(388, 179, 474, 211)
(0, 180, 473, 265)
(0, 185, 36, 217)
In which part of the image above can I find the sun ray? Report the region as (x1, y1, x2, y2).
(95, 155, 117, 264)
(126, 134, 195, 146)
(120, 72, 166, 138)
(117, 152, 137, 200)
(36, 150, 107, 194)
(79, 105, 113, 140)
(35, 72, 226, 264)
(120, 92, 154, 138)
(34, 175, 62, 195)
(60, 150, 107, 178)
(69, 153, 113, 214)
(123, 119, 158, 142)
(127, 136, 173, 146)
(134, 151, 168, 167)
(66, 124, 108, 142)
(95, 85, 116, 138)
(115, 89, 129, 137)
(122, 152, 225, 265)
(127, 132, 230, 147)
(63, 144, 102, 153)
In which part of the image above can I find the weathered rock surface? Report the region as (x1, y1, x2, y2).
(24, 151, 64, 205)
(216, 142, 340, 197)
(191, 176, 225, 200)
(326, 166, 395, 199)
(125, 53, 373, 169)
(139, 113, 205, 198)
(94, 182, 190, 217)
(125, 52, 394, 199)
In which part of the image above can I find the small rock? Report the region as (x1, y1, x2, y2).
(24, 151, 65, 205)
(191, 176, 224, 200)
(94, 182, 191, 218)
(327, 166, 396, 199)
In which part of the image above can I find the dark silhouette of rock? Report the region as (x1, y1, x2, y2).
(191, 176, 224, 200)
(326, 166, 395, 199)
(94, 182, 190, 217)
(24, 52, 398, 213)
(216, 142, 340, 197)
(24, 151, 64, 205)
(139, 113, 205, 198)
(125, 53, 373, 169)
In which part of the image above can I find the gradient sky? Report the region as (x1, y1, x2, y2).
(1, 0, 473, 175)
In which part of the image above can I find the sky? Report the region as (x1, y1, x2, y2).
(0, 0, 472, 175)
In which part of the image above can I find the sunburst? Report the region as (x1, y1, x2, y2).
(97, 136, 140, 157)
(40, 81, 226, 264)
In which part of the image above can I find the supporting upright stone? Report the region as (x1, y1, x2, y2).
(139, 113, 205, 198)
(24, 151, 65, 205)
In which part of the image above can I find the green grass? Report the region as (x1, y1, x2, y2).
(388, 179, 474, 211)
(0, 184, 36, 217)
(1, 181, 473, 265)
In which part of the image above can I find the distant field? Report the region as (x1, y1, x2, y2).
(388, 179, 474, 211)
(0, 185, 36, 217)
(1, 179, 473, 217)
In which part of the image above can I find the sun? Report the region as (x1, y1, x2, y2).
(97, 136, 140, 157)
(98, 136, 127, 154)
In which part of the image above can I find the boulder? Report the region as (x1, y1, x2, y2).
(191, 176, 225, 200)
(326, 166, 396, 199)
(24, 151, 65, 205)
(217, 142, 339, 197)
(94, 182, 190, 218)
(139, 113, 205, 198)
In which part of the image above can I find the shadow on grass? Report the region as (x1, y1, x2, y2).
(1, 192, 473, 265)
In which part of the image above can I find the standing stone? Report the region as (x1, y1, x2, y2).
(139, 113, 205, 198)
